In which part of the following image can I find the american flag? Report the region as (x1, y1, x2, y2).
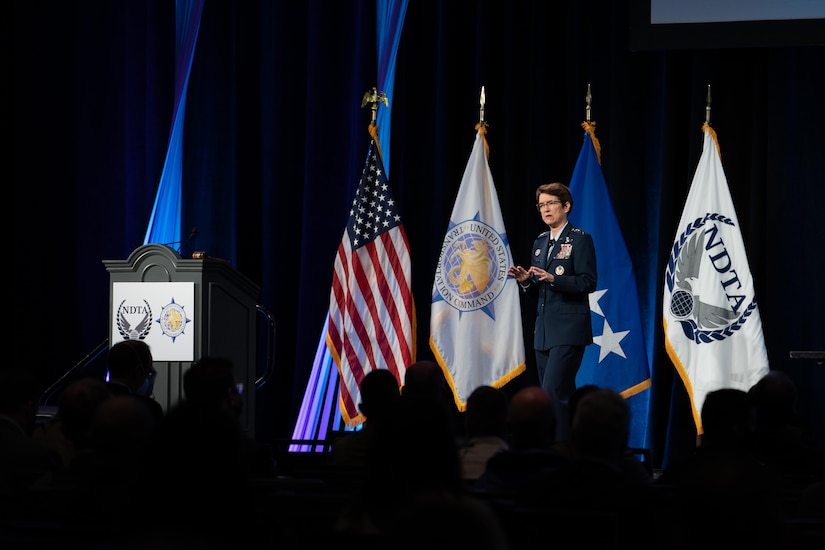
(327, 140, 414, 427)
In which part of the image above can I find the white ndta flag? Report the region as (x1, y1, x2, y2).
(663, 123, 769, 433)
(430, 126, 526, 410)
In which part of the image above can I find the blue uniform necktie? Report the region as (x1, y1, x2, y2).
(546, 239, 555, 265)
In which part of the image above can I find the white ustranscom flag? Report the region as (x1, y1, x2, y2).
(663, 123, 769, 433)
(430, 126, 525, 409)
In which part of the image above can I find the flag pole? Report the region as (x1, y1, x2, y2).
(361, 86, 389, 154)
(582, 85, 601, 165)
(477, 86, 489, 156)
(705, 84, 712, 124)
(479, 85, 486, 125)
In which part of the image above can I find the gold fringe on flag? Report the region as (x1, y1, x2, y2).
(475, 121, 490, 159)
(702, 122, 721, 160)
(368, 123, 384, 160)
(582, 121, 602, 165)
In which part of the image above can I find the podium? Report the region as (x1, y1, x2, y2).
(103, 244, 262, 436)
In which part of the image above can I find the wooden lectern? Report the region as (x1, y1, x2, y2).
(103, 244, 261, 436)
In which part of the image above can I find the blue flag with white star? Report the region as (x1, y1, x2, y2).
(568, 124, 651, 449)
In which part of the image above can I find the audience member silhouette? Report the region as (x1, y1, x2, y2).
(401, 359, 463, 438)
(30, 418, 72, 468)
(472, 385, 568, 496)
(88, 393, 156, 471)
(327, 367, 402, 480)
(796, 477, 825, 519)
(54, 375, 113, 455)
(747, 369, 825, 486)
(553, 383, 652, 485)
(569, 387, 633, 467)
(105, 339, 164, 425)
(28, 378, 109, 459)
(183, 355, 276, 478)
(130, 398, 255, 548)
(552, 383, 597, 460)
(517, 387, 673, 549)
(402, 360, 446, 399)
(20, 375, 120, 542)
(32, 373, 113, 467)
(459, 385, 510, 482)
(0, 367, 63, 501)
(656, 387, 785, 549)
(335, 393, 511, 549)
(31, 392, 156, 528)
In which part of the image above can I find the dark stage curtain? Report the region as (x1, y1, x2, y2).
(10, 0, 825, 468)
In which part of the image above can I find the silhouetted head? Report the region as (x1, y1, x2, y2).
(568, 384, 599, 427)
(106, 339, 156, 395)
(464, 385, 509, 439)
(58, 375, 113, 448)
(183, 356, 242, 417)
(90, 394, 155, 453)
(748, 370, 798, 426)
(402, 360, 446, 401)
(402, 360, 460, 435)
(358, 368, 401, 422)
(369, 394, 464, 496)
(571, 388, 629, 463)
(508, 385, 556, 449)
(700, 388, 751, 449)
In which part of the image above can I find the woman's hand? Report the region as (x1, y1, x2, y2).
(508, 265, 530, 283)
(528, 266, 555, 283)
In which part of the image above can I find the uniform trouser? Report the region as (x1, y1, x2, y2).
(535, 344, 584, 442)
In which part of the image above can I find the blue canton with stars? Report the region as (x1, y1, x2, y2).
(347, 143, 402, 249)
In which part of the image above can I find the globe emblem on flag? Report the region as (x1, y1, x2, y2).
(433, 220, 509, 314)
(670, 289, 694, 319)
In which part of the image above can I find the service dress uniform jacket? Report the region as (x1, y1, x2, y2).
(521, 223, 597, 351)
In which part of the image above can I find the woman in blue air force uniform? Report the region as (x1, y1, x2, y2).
(508, 182, 597, 441)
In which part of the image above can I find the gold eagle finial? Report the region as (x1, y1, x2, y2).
(361, 87, 388, 108)
(361, 87, 389, 125)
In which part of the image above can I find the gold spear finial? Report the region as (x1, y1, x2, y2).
(361, 86, 389, 124)
(705, 84, 712, 124)
(479, 85, 486, 124)
(585, 83, 592, 123)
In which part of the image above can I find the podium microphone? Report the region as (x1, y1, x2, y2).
(162, 227, 199, 253)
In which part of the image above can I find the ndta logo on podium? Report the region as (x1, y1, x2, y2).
(111, 282, 195, 361)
